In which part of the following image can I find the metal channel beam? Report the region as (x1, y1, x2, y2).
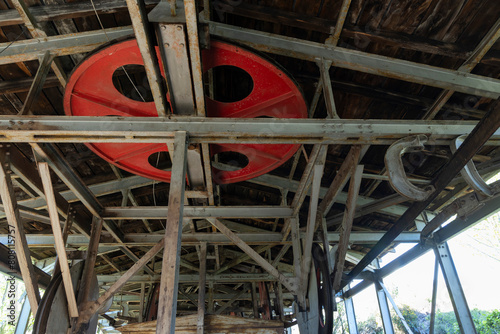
(0, 116, 499, 146)
(343, 101, 500, 289)
(434, 242, 477, 334)
(98, 272, 294, 284)
(0, 19, 498, 98)
(0, 231, 420, 248)
(343, 192, 500, 299)
(103, 206, 293, 219)
(206, 22, 500, 99)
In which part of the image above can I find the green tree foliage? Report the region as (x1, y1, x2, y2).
(358, 316, 383, 334)
(388, 305, 500, 334)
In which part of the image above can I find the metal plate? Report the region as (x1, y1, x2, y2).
(33, 261, 99, 334)
(64, 39, 307, 184)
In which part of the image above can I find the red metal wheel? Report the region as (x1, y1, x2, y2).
(64, 39, 307, 183)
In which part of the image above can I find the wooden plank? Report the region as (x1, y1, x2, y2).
(197, 242, 207, 334)
(0, 158, 40, 314)
(332, 165, 364, 291)
(77, 216, 103, 306)
(119, 314, 284, 333)
(156, 131, 188, 334)
(38, 162, 78, 317)
(299, 158, 325, 297)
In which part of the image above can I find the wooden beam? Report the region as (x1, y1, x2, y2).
(0, 159, 40, 314)
(77, 216, 103, 309)
(11, 0, 67, 87)
(332, 165, 364, 291)
(18, 51, 54, 115)
(156, 131, 188, 334)
(215, 284, 250, 315)
(80, 238, 165, 324)
(214, 245, 273, 274)
(197, 242, 207, 334)
(318, 145, 362, 216)
(38, 162, 78, 318)
(6, 146, 90, 236)
(125, 0, 167, 117)
(299, 158, 325, 297)
(207, 218, 297, 293)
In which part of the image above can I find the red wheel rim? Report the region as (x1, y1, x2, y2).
(64, 39, 307, 184)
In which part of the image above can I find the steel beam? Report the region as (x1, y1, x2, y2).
(343, 100, 500, 289)
(0, 116, 498, 146)
(343, 191, 500, 299)
(375, 280, 395, 334)
(206, 22, 500, 99)
(344, 289, 358, 334)
(434, 242, 477, 334)
(103, 206, 293, 219)
(0, 231, 421, 247)
(98, 272, 294, 284)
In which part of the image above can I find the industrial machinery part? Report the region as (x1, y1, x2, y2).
(450, 135, 494, 197)
(64, 39, 307, 184)
(311, 243, 333, 334)
(33, 261, 99, 334)
(144, 283, 160, 322)
(385, 135, 436, 201)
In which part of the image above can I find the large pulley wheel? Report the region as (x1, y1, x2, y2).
(64, 39, 307, 184)
(33, 261, 99, 334)
(311, 243, 334, 334)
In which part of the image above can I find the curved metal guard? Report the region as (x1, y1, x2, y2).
(385, 135, 435, 201)
(451, 135, 493, 197)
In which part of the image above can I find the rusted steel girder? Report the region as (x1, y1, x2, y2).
(341, 100, 500, 290)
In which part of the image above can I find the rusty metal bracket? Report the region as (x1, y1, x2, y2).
(451, 135, 494, 197)
(385, 135, 435, 201)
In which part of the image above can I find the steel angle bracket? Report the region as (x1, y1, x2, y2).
(385, 135, 435, 201)
(451, 135, 494, 197)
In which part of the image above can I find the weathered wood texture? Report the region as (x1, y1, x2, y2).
(118, 314, 284, 334)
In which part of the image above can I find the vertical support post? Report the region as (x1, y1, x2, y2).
(343, 288, 358, 334)
(430, 256, 439, 334)
(197, 242, 207, 334)
(378, 280, 414, 334)
(434, 242, 477, 334)
(77, 216, 103, 310)
(139, 283, 145, 323)
(375, 281, 395, 334)
(299, 157, 326, 297)
(251, 280, 259, 318)
(208, 281, 214, 314)
(156, 131, 188, 334)
(18, 51, 54, 116)
(333, 165, 364, 291)
(38, 162, 78, 318)
(14, 293, 30, 334)
(125, 0, 168, 116)
(0, 155, 40, 315)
